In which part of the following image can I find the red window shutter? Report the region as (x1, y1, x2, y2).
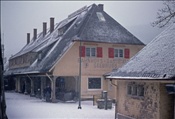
(108, 48, 114, 58)
(79, 46, 85, 57)
(124, 48, 130, 59)
(97, 47, 103, 58)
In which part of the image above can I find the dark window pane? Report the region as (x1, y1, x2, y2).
(119, 49, 123, 58)
(86, 48, 90, 57)
(91, 48, 96, 57)
(88, 78, 101, 89)
(137, 85, 144, 96)
(132, 85, 137, 96)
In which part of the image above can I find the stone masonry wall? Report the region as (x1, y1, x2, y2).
(117, 81, 160, 119)
(160, 83, 174, 119)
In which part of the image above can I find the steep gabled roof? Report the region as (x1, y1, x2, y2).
(5, 4, 144, 76)
(108, 23, 175, 80)
(78, 4, 144, 45)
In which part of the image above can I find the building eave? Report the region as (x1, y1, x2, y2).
(106, 76, 175, 81)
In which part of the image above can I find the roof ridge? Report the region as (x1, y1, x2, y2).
(146, 23, 175, 46)
(77, 4, 96, 38)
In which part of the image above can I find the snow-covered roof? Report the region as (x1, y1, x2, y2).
(5, 4, 144, 76)
(108, 23, 175, 80)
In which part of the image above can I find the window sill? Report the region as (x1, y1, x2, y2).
(127, 95, 144, 100)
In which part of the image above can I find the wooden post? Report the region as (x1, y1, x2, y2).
(46, 74, 57, 103)
(24, 79, 28, 95)
(40, 78, 44, 99)
(31, 79, 35, 96)
(17, 77, 21, 93)
(51, 77, 56, 103)
(15, 77, 18, 92)
(26, 75, 35, 97)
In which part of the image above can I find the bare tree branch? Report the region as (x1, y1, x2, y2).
(151, 0, 175, 28)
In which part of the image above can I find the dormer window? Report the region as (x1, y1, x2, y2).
(96, 12, 106, 22)
(58, 28, 64, 36)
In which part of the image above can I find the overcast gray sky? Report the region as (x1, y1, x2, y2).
(1, 1, 165, 60)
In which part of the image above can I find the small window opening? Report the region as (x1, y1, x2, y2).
(96, 12, 106, 22)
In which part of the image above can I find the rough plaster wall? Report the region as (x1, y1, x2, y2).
(160, 83, 174, 119)
(53, 42, 144, 98)
(139, 82, 159, 119)
(118, 81, 160, 119)
(107, 80, 117, 100)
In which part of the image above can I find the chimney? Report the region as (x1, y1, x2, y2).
(43, 22, 47, 37)
(98, 4, 104, 11)
(33, 28, 37, 41)
(27, 33, 30, 44)
(50, 17, 54, 33)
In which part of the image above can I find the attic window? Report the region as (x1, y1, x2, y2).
(58, 28, 64, 36)
(57, 18, 77, 36)
(96, 12, 106, 22)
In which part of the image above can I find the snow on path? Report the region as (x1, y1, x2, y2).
(5, 92, 115, 119)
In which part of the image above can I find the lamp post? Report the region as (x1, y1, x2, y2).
(78, 40, 82, 109)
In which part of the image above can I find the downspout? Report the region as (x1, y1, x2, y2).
(110, 79, 117, 87)
(109, 79, 118, 119)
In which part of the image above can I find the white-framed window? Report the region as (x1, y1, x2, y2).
(114, 49, 119, 57)
(119, 49, 124, 58)
(86, 47, 96, 57)
(114, 48, 124, 58)
(88, 77, 102, 90)
(127, 83, 144, 97)
(58, 28, 64, 36)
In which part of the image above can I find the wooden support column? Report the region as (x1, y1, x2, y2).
(46, 74, 57, 103)
(24, 79, 28, 95)
(17, 77, 21, 93)
(40, 77, 44, 99)
(51, 77, 57, 103)
(27, 75, 35, 97)
(15, 77, 18, 92)
(30, 78, 35, 97)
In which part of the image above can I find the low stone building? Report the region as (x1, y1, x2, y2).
(4, 4, 144, 102)
(107, 23, 175, 119)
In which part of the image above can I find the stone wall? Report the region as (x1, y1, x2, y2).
(160, 83, 174, 119)
(117, 81, 160, 119)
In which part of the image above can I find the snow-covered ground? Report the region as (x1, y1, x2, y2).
(5, 92, 115, 119)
